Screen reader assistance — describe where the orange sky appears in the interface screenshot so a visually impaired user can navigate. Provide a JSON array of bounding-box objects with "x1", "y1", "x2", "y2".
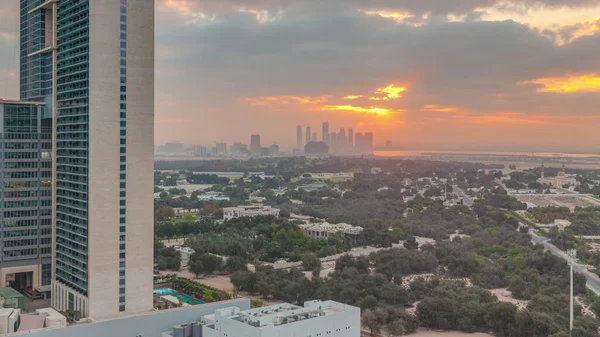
[{"x1": 0, "y1": 1, "x2": 599, "y2": 152}]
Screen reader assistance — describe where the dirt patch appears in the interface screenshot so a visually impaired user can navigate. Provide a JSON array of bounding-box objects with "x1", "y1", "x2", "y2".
[{"x1": 490, "y1": 288, "x2": 528, "y2": 310}]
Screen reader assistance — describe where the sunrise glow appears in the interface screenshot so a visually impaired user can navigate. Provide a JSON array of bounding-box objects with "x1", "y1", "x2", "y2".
[
  {"x1": 362, "y1": 10, "x2": 412, "y2": 22},
  {"x1": 421, "y1": 105, "x2": 460, "y2": 113},
  {"x1": 369, "y1": 84, "x2": 406, "y2": 101},
  {"x1": 163, "y1": 0, "x2": 192, "y2": 15},
  {"x1": 321, "y1": 105, "x2": 397, "y2": 116},
  {"x1": 246, "y1": 96, "x2": 329, "y2": 105},
  {"x1": 523, "y1": 74, "x2": 600, "y2": 93},
  {"x1": 344, "y1": 95, "x2": 363, "y2": 100}
]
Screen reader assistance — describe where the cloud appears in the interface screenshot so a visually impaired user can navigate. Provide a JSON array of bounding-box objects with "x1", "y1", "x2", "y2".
[
  {"x1": 321, "y1": 105, "x2": 403, "y2": 116},
  {"x1": 245, "y1": 95, "x2": 329, "y2": 105},
  {"x1": 521, "y1": 74, "x2": 600, "y2": 93}
]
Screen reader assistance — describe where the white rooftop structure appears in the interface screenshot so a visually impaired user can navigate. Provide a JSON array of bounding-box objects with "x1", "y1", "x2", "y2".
[
  {"x1": 303, "y1": 173, "x2": 354, "y2": 180},
  {"x1": 223, "y1": 205, "x2": 280, "y2": 220},
  {"x1": 187, "y1": 300, "x2": 359, "y2": 337},
  {"x1": 300, "y1": 222, "x2": 363, "y2": 240},
  {"x1": 197, "y1": 191, "x2": 230, "y2": 201}
]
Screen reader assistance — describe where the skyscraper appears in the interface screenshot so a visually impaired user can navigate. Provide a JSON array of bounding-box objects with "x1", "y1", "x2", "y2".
[
  {"x1": 51, "y1": 0, "x2": 155, "y2": 319},
  {"x1": 355, "y1": 133, "x2": 363, "y2": 152},
  {"x1": 250, "y1": 134, "x2": 261, "y2": 156},
  {"x1": 322, "y1": 122, "x2": 329, "y2": 143},
  {"x1": 0, "y1": 0, "x2": 57, "y2": 292},
  {"x1": 20, "y1": 1, "x2": 54, "y2": 103},
  {"x1": 339, "y1": 128, "x2": 346, "y2": 148},
  {"x1": 305, "y1": 126, "x2": 311, "y2": 146},
  {"x1": 348, "y1": 128, "x2": 354, "y2": 149},
  {"x1": 312, "y1": 132, "x2": 317, "y2": 142},
  {"x1": 365, "y1": 132, "x2": 374, "y2": 151},
  {"x1": 296, "y1": 125, "x2": 302, "y2": 150},
  {"x1": 0, "y1": 101, "x2": 52, "y2": 290}
]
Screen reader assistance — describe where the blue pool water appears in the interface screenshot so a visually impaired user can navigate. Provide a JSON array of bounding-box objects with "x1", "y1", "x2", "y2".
[
  {"x1": 153, "y1": 287, "x2": 176, "y2": 295},
  {"x1": 154, "y1": 288, "x2": 204, "y2": 305}
]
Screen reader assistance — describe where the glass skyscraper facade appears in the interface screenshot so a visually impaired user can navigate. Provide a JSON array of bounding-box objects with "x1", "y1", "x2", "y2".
[
  {"x1": 0, "y1": 0, "x2": 56, "y2": 290},
  {"x1": 20, "y1": 0, "x2": 54, "y2": 102},
  {"x1": 0, "y1": 101, "x2": 52, "y2": 289},
  {"x1": 54, "y1": 0, "x2": 90, "y2": 297}
]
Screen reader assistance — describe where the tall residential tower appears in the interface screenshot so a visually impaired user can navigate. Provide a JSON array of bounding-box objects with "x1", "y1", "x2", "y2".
[
  {"x1": 50, "y1": 0, "x2": 155, "y2": 319},
  {"x1": 296, "y1": 125, "x2": 302, "y2": 150}
]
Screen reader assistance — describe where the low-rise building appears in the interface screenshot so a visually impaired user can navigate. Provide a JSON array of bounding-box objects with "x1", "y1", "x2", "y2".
[
  {"x1": 296, "y1": 181, "x2": 328, "y2": 192},
  {"x1": 223, "y1": 205, "x2": 280, "y2": 220},
  {"x1": 173, "y1": 208, "x2": 201, "y2": 216},
  {"x1": 163, "y1": 300, "x2": 360, "y2": 337},
  {"x1": 197, "y1": 191, "x2": 230, "y2": 201},
  {"x1": 300, "y1": 222, "x2": 363, "y2": 244}
]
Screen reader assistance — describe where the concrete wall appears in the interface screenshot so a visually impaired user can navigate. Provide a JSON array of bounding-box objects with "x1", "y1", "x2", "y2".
[
  {"x1": 124, "y1": 0, "x2": 155, "y2": 316},
  {"x1": 13, "y1": 299, "x2": 250, "y2": 337},
  {"x1": 87, "y1": 0, "x2": 122, "y2": 319}
]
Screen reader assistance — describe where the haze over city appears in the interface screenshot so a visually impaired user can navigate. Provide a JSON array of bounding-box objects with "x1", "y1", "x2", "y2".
[{"x1": 1, "y1": 0, "x2": 599, "y2": 152}]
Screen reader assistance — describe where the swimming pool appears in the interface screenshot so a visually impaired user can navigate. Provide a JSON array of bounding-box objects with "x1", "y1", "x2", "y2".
[
  {"x1": 153, "y1": 287, "x2": 177, "y2": 295},
  {"x1": 172, "y1": 293, "x2": 204, "y2": 305},
  {"x1": 154, "y1": 288, "x2": 204, "y2": 305}
]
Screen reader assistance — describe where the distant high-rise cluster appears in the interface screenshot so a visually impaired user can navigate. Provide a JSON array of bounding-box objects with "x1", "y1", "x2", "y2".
[{"x1": 297, "y1": 122, "x2": 374, "y2": 154}]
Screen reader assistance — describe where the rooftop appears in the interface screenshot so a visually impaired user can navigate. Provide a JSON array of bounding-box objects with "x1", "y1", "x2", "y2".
[{"x1": 202, "y1": 301, "x2": 352, "y2": 329}]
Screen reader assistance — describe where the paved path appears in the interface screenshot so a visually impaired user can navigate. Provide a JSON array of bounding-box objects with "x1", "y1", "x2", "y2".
[
  {"x1": 529, "y1": 230, "x2": 600, "y2": 295},
  {"x1": 453, "y1": 185, "x2": 474, "y2": 206}
]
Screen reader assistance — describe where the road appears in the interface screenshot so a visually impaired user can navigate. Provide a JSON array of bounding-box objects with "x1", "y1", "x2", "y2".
[
  {"x1": 453, "y1": 185, "x2": 474, "y2": 206},
  {"x1": 529, "y1": 230, "x2": 600, "y2": 295}
]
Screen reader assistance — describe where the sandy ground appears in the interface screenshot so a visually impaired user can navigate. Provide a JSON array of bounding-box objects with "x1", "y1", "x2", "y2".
[
  {"x1": 490, "y1": 288, "x2": 528, "y2": 310},
  {"x1": 407, "y1": 329, "x2": 493, "y2": 337}
]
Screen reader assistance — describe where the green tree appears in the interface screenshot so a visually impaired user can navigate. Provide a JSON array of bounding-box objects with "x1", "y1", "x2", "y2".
[
  {"x1": 189, "y1": 260, "x2": 204, "y2": 278},
  {"x1": 302, "y1": 254, "x2": 322, "y2": 271},
  {"x1": 403, "y1": 236, "x2": 418, "y2": 250}
]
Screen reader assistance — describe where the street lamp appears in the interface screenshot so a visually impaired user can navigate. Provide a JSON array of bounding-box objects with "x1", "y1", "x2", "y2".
[{"x1": 567, "y1": 249, "x2": 577, "y2": 337}]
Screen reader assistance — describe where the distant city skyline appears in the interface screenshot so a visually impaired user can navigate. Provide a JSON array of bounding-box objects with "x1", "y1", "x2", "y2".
[{"x1": 1, "y1": 2, "x2": 599, "y2": 153}]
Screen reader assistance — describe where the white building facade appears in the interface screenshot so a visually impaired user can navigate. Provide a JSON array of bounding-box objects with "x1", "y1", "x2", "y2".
[
  {"x1": 178, "y1": 301, "x2": 360, "y2": 337},
  {"x1": 223, "y1": 205, "x2": 280, "y2": 220},
  {"x1": 51, "y1": 0, "x2": 155, "y2": 320}
]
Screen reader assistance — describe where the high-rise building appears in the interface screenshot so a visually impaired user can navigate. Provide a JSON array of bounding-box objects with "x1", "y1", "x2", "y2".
[
  {"x1": 0, "y1": 101, "x2": 53, "y2": 290},
  {"x1": 365, "y1": 132, "x2": 374, "y2": 151},
  {"x1": 51, "y1": 0, "x2": 155, "y2": 319},
  {"x1": 305, "y1": 126, "x2": 311, "y2": 146},
  {"x1": 339, "y1": 128, "x2": 346, "y2": 147},
  {"x1": 311, "y1": 132, "x2": 317, "y2": 142},
  {"x1": 250, "y1": 135, "x2": 261, "y2": 156},
  {"x1": 355, "y1": 133, "x2": 364, "y2": 152},
  {"x1": 348, "y1": 128, "x2": 354, "y2": 149},
  {"x1": 216, "y1": 142, "x2": 227, "y2": 155},
  {"x1": 0, "y1": 0, "x2": 57, "y2": 292},
  {"x1": 231, "y1": 142, "x2": 248, "y2": 155},
  {"x1": 165, "y1": 142, "x2": 185, "y2": 153},
  {"x1": 329, "y1": 132, "x2": 338, "y2": 152},
  {"x1": 20, "y1": 1, "x2": 54, "y2": 103},
  {"x1": 322, "y1": 122, "x2": 329, "y2": 143},
  {"x1": 268, "y1": 144, "x2": 280, "y2": 156},
  {"x1": 296, "y1": 125, "x2": 302, "y2": 150}
]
